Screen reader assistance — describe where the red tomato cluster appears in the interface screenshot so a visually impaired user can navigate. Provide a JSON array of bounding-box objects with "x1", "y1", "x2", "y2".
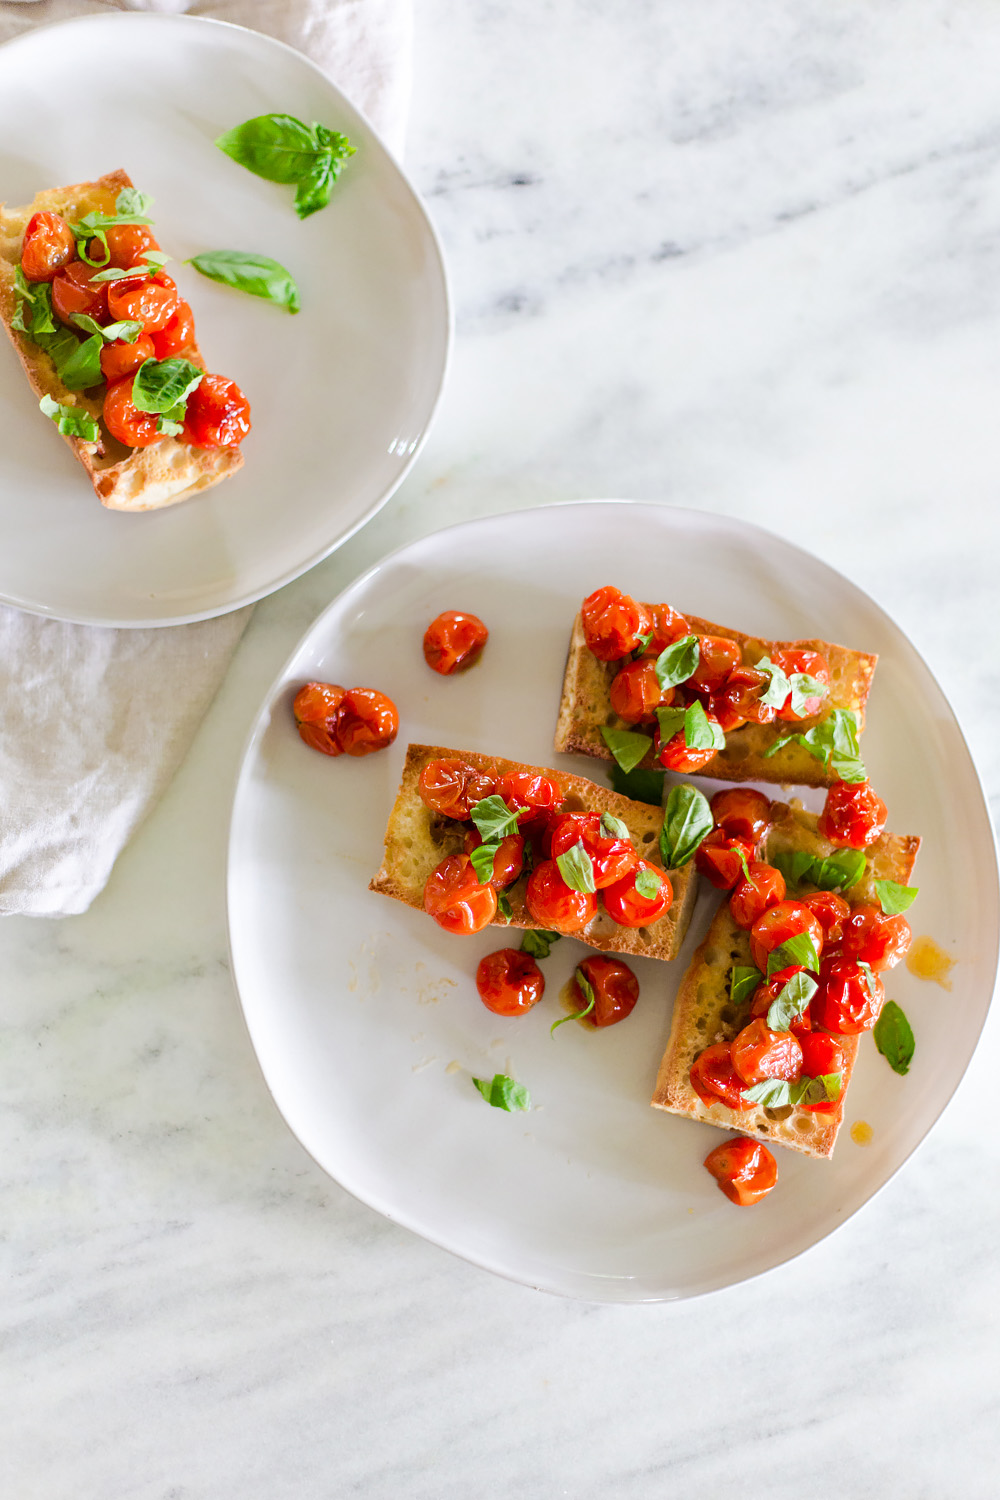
[
  {"x1": 580, "y1": 585, "x2": 831, "y2": 772},
  {"x1": 20, "y1": 206, "x2": 250, "y2": 450},
  {"x1": 292, "y1": 681, "x2": 399, "y2": 757}
]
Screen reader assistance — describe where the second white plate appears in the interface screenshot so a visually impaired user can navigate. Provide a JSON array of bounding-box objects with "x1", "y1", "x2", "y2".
[{"x1": 227, "y1": 501, "x2": 999, "y2": 1300}]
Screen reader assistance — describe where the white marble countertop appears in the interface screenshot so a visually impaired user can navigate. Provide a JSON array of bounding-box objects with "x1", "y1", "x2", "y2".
[{"x1": 6, "y1": 2, "x2": 1000, "y2": 1494}]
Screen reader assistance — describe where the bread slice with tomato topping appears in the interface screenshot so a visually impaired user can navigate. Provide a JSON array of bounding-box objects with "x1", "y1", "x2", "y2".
[
  {"x1": 370, "y1": 743, "x2": 699, "y2": 962},
  {"x1": 651, "y1": 799, "x2": 920, "y2": 1159},
  {"x1": 554, "y1": 609, "x2": 877, "y2": 788},
  {"x1": 0, "y1": 170, "x2": 243, "y2": 511}
]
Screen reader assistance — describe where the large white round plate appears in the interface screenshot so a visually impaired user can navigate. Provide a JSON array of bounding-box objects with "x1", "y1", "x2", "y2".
[
  {"x1": 0, "y1": 13, "x2": 449, "y2": 626},
  {"x1": 227, "y1": 502, "x2": 999, "y2": 1301}
]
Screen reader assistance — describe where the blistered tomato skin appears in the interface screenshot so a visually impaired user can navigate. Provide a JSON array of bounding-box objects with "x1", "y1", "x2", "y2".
[
  {"x1": 731, "y1": 1018, "x2": 803, "y2": 1086},
  {"x1": 840, "y1": 904, "x2": 912, "y2": 970},
  {"x1": 704, "y1": 1136, "x2": 778, "y2": 1206},
  {"x1": 801, "y1": 891, "x2": 851, "y2": 945},
  {"x1": 640, "y1": 603, "x2": 691, "y2": 656},
  {"x1": 182, "y1": 374, "x2": 252, "y2": 448},
  {"x1": 496, "y1": 771, "x2": 564, "y2": 826},
  {"x1": 771, "y1": 648, "x2": 831, "y2": 720},
  {"x1": 424, "y1": 854, "x2": 497, "y2": 935},
  {"x1": 712, "y1": 666, "x2": 776, "y2": 728},
  {"x1": 423, "y1": 610, "x2": 489, "y2": 675},
  {"x1": 798, "y1": 1031, "x2": 846, "y2": 1113},
  {"x1": 689, "y1": 635, "x2": 742, "y2": 693},
  {"x1": 749, "y1": 900, "x2": 824, "y2": 974},
  {"x1": 151, "y1": 300, "x2": 196, "y2": 359},
  {"x1": 609, "y1": 659, "x2": 671, "y2": 723},
  {"x1": 549, "y1": 811, "x2": 638, "y2": 889},
  {"x1": 99, "y1": 333, "x2": 155, "y2": 384},
  {"x1": 690, "y1": 1044, "x2": 754, "y2": 1111},
  {"x1": 581, "y1": 586, "x2": 649, "y2": 662},
  {"x1": 464, "y1": 829, "x2": 524, "y2": 888},
  {"x1": 21, "y1": 211, "x2": 75, "y2": 283},
  {"x1": 418, "y1": 758, "x2": 495, "y2": 819},
  {"x1": 749, "y1": 965, "x2": 813, "y2": 1036},
  {"x1": 52, "y1": 259, "x2": 110, "y2": 324},
  {"x1": 107, "y1": 270, "x2": 180, "y2": 333},
  {"x1": 574, "y1": 955, "x2": 640, "y2": 1027},
  {"x1": 695, "y1": 829, "x2": 754, "y2": 891},
  {"x1": 729, "y1": 862, "x2": 786, "y2": 930},
  {"x1": 102, "y1": 376, "x2": 161, "y2": 447},
  {"x1": 818, "y1": 779, "x2": 888, "y2": 850},
  {"x1": 102, "y1": 223, "x2": 160, "y2": 271},
  {"x1": 475, "y1": 949, "x2": 544, "y2": 1015},
  {"x1": 710, "y1": 788, "x2": 772, "y2": 845},
  {"x1": 525, "y1": 860, "x2": 596, "y2": 933},
  {"x1": 812, "y1": 958, "x2": 885, "y2": 1034},
  {"x1": 336, "y1": 688, "x2": 398, "y2": 756},
  {"x1": 654, "y1": 721, "x2": 723, "y2": 774},
  {"x1": 602, "y1": 860, "x2": 672, "y2": 927},
  {"x1": 292, "y1": 681, "x2": 346, "y2": 756}
]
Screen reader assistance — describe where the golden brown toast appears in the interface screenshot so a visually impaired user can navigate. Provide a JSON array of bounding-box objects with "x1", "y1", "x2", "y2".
[
  {"x1": 554, "y1": 609, "x2": 877, "y2": 788},
  {"x1": 651, "y1": 799, "x2": 921, "y2": 1158},
  {"x1": 0, "y1": 170, "x2": 243, "y2": 511},
  {"x1": 370, "y1": 743, "x2": 699, "y2": 961}
]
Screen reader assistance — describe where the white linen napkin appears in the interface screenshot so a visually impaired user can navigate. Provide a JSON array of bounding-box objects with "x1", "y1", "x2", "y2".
[{"x1": 0, "y1": 0, "x2": 412, "y2": 917}]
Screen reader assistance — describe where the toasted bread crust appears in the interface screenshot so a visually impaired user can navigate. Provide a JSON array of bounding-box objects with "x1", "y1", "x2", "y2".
[
  {"x1": 554, "y1": 610, "x2": 878, "y2": 787},
  {"x1": 0, "y1": 171, "x2": 243, "y2": 511},
  {"x1": 370, "y1": 743, "x2": 699, "y2": 961},
  {"x1": 650, "y1": 800, "x2": 920, "y2": 1158}
]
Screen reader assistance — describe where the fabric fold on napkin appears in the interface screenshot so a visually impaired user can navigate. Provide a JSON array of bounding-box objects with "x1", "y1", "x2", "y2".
[{"x1": 0, "y1": 0, "x2": 412, "y2": 917}]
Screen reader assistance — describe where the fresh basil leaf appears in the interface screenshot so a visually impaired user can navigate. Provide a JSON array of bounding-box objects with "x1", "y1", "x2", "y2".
[
  {"x1": 874, "y1": 879, "x2": 919, "y2": 915},
  {"x1": 217, "y1": 113, "x2": 322, "y2": 182},
  {"x1": 767, "y1": 931, "x2": 820, "y2": 977},
  {"x1": 188, "y1": 249, "x2": 300, "y2": 313},
  {"x1": 600, "y1": 724, "x2": 652, "y2": 774},
  {"x1": 556, "y1": 841, "x2": 596, "y2": 894},
  {"x1": 89, "y1": 253, "x2": 170, "y2": 283},
  {"x1": 472, "y1": 1073, "x2": 531, "y2": 1111},
  {"x1": 76, "y1": 231, "x2": 111, "y2": 268},
  {"x1": 730, "y1": 965, "x2": 762, "y2": 1008},
  {"x1": 789, "y1": 672, "x2": 829, "y2": 717},
  {"x1": 766, "y1": 970, "x2": 817, "y2": 1031},
  {"x1": 764, "y1": 709, "x2": 866, "y2": 783},
  {"x1": 599, "y1": 812, "x2": 631, "y2": 843},
  {"x1": 295, "y1": 126, "x2": 355, "y2": 218},
  {"x1": 12, "y1": 271, "x2": 57, "y2": 339},
  {"x1": 771, "y1": 849, "x2": 815, "y2": 889},
  {"x1": 654, "y1": 633, "x2": 699, "y2": 691},
  {"x1": 858, "y1": 960, "x2": 878, "y2": 1002},
  {"x1": 469, "y1": 840, "x2": 499, "y2": 884},
  {"x1": 683, "y1": 700, "x2": 724, "y2": 751},
  {"x1": 470, "y1": 794, "x2": 521, "y2": 843},
  {"x1": 551, "y1": 968, "x2": 596, "y2": 1033},
  {"x1": 39, "y1": 395, "x2": 98, "y2": 442},
  {"x1": 654, "y1": 705, "x2": 687, "y2": 743},
  {"x1": 115, "y1": 187, "x2": 154, "y2": 218},
  {"x1": 55, "y1": 333, "x2": 104, "y2": 391},
  {"x1": 632, "y1": 631, "x2": 653, "y2": 658},
  {"x1": 755, "y1": 656, "x2": 791, "y2": 710},
  {"x1": 659, "y1": 783, "x2": 713, "y2": 869},
  {"x1": 634, "y1": 866, "x2": 663, "y2": 901},
  {"x1": 521, "y1": 928, "x2": 560, "y2": 959},
  {"x1": 71, "y1": 314, "x2": 143, "y2": 345},
  {"x1": 496, "y1": 892, "x2": 513, "y2": 924},
  {"x1": 741, "y1": 1077, "x2": 805, "y2": 1109},
  {"x1": 607, "y1": 763, "x2": 665, "y2": 806},
  {"x1": 132, "y1": 357, "x2": 203, "y2": 415},
  {"x1": 873, "y1": 1000, "x2": 915, "y2": 1076},
  {"x1": 772, "y1": 847, "x2": 866, "y2": 893},
  {"x1": 157, "y1": 414, "x2": 184, "y2": 437},
  {"x1": 801, "y1": 1072, "x2": 842, "y2": 1105}
]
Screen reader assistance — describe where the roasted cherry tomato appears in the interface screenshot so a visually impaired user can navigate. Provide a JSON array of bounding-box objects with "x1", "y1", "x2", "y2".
[
  {"x1": 336, "y1": 687, "x2": 398, "y2": 756},
  {"x1": 418, "y1": 758, "x2": 496, "y2": 820},
  {"x1": 422, "y1": 610, "x2": 489, "y2": 675},
  {"x1": 524, "y1": 859, "x2": 596, "y2": 933},
  {"x1": 749, "y1": 965, "x2": 813, "y2": 1036},
  {"x1": 711, "y1": 665, "x2": 777, "y2": 728},
  {"x1": 495, "y1": 771, "x2": 564, "y2": 827},
  {"x1": 107, "y1": 270, "x2": 180, "y2": 333},
  {"x1": 704, "y1": 1136, "x2": 778, "y2": 1206},
  {"x1": 639, "y1": 602, "x2": 691, "y2": 657},
  {"x1": 549, "y1": 811, "x2": 638, "y2": 889},
  {"x1": 580, "y1": 586, "x2": 649, "y2": 662},
  {"x1": 150, "y1": 299, "x2": 196, "y2": 359},
  {"x1": 572, "y1": 955, "x2": 640, "y2": 1027},
  {"x1": 423, "y1": 853, "x2": 497, "y2": 935},
  {"x1": 770, "y1": 648, "x2": 831, "y2": 721},
  {"x1": 21, "y1": 211, "x2": 75, "y2": 283},
  {"x1": 99, "y1": 333, "x2": 155, "y2": 384},
  {"x1": 817, "y1": 779, "x2": 887, "y2": 850},
  {"x1": 797, "y1": 1031, "x2": 846, "y2": 1113},
  {"x1": 689, "y1": 634, "x2": 742, "y2": 693},
  {"x1": 839, "y1": 904, "x2": 912, "y2": 970},
  {"x1": 609, "y1": 659, "x2": 672, "y2": 724},
  {"x1": 749, "y1": 900, "x2": 824, "y2": 974},
  {"x1": 730, "y1": 1018, "x2": 803, "y2": 1086},
  {"x1": 182, "y1": 373, "x2": 252, "y2": 448},
  {"x1": 602, "y1": 859, "x2": 672, "y2": 927},
  {"x1": 729, "y1": 861, "x2": 786, "y2": 930},
  {"x1": 690, "y1": 1044, "x2": 753, "y2": 1111},
  {"x1": 102, "y1": 375, "x2": 160, "y2": 447},
  {"x1": 654, "y1": 715, "x2": 724, "y2": 774},
  {"x1": 695, "y1": 828, "x2": 754, "y2": 890},
  {"x1": 51, "y1": 259, "x2": 110, "y2": 324},
  {"x1": 292, "y1": 680, "x2": 345, "y2": 756},
  {"x1": 464, "y1": 828, "x2": 524, "y2": 888},
  {"x1": 475, "y1": 948, "x2": 544, "y2": 1016},
  {"x1": 102, "y1": 223, "x2": 161, "y2": 271},
  {"x1": 811, "y1": 957, "x2": 884, "y2": 1034},
  {"x1": 710, "y1": 787, "x2": 771, "y2": 845},
  {"x1": 800, "y1": 890, "x2": 851, "y2": 945}
]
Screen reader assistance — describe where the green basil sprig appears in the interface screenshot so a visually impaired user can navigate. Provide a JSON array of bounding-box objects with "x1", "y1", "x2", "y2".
[
  {"x1": 70, "y1": 188, "x2": 154, "y2": 240},
  {"x1": 188, "y1": 249, "x2": 300, "y2": 313},
  {"x1": 730, "y1": 965, "x2": 762, "y2": 1008},
  {"x1": 472, "y1": 1073, "x2": 530, "y2": 1111},
  {"x1": 608, "y1": 763, "x2": 665, "y2": 806},
  {"x1": 551, "y1": 968, "x2": 596, "y2": 1034},
  {"x1": 39, "y1": 395, "x2": 98, "y2": 442},
  {"x1": 743, "y1": 1072, "x2": 842, "y2": 1109},
  {"x1": 132, "y1": 358, "x2": 203, "y2": 416},
  {"x1": 556, "y1": 841, "x2": 596, "y2": 894},
  {"x1": 655, "y1": 701, "x2": 724, "y2": 753},
  {"x1": 90, "y1": 250, "x2": 170, "y2": 284},
  {"x1": 764, "y1": 708, "x2": 866, "y2": 783},
  {"x1": 771, "y1": 847, "x2": 867, "y2": 894},
  {"x1": 653, "y1": 634, "x2": 699, "y2": 691},
  {"x1": 658, "y1": 783, "x2": 713, "y2": 869},
  {"x1": 71, "y1": 314, "x2": 144, "y2": 345},
  {"x1": 766, "y1": 970, "x2": 818, "y2": 1031},
  {"x1": 470, "y1": 795, "x2": 521, "y2": 844},
  {"x1": 12, "y1": 269, "x2": 57, "y2": 339},
  {"x1": 496, "y1": 892, "x2": 513, "y2": 924},
  {"x1": 521, "y1": 929, "x2": 560, "y2": 960},
  {"x1": 766, "y1": 931, "x2": 820, "y2": 977},
  {"x1": 600, "y1": 725, "x2": 652, "y2": 774},
  {"x1": 469, "y1": 841, "x2": 500, "y2": 884},
  {"x1": 56, "y1": 335, "x2": 104, "y2": 391},
  {"x1": 874, "y1": 879, "x2": 919, "y2": 915},
  {"x1": 873, "y1": 1000, "x2": 915, "y2": 1075},
  {"x1": 634, "y1": 866, "x2": 665, "y2": 901},
  {"x1": 755, "y1": 655, "x2": 829, "y2": 716},
  {"x1": 599, "y1": 812, "x2": 631, "y2": 843},
  {"x1": 215, "y1": 113, "x2": 356, "y2": 219}
]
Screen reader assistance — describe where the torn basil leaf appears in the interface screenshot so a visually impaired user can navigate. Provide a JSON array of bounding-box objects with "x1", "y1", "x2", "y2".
[
  {"x1": 71, "y1": 314, "x2": 143, "y2": 345},
  {"x1": 874, "y1": 879, "x2": 919, "y2": 915},
  {"x1": 766, "y1": 931, "x2": 820, "y2": 977},
  {"x1": 659, "y1": 783, "x2": 712, "y2": 869},
  {"x1": 634, "y1": 866, "x2": 663, "y2": 901},
  {"x1": 599, "y1": 812, "x2": 631, "y2": 843},
  {"x1": 873, "y1": 1000, "x2": 914, "y2": 1075},
  {"x1": 469, "y1": 840, "x2": 499, "y2": 884},
  {"x1": 763, "y1": 708, "x2": 866, "y2": 783},
  {"x1": 12, "y1": 271, "x2": 57, "y2": 339},
  {"x1": 653, "y1": 634, "x2": 699, "y2": 691},
  {"x1": 496, "y1": 892, "x2": 513, "y2": 924},
  {"x1": 472, "y1": 1073, "x2": 530, "y2": 1111},
  {"x1": 551, "y1": 968, "x2": 596, "y2": 1033},
  {"x1": 608, "y1": 763, "x2": 665, "y2": 806},
  {"x1": 771, "y1": 846, "x2": 866, "y2": 894},
  {"x1": 470, "y1": 794, "x2": 521, "y2": 844},
  {"x1": 730, "y1": 965, "x2": 762, "y2": 1008},
  {"x1": 132, "y1": 357, "x2": 203, "y2": 415},
  {"x1": 654, "y1": 705, "x2": 686, "y2": 743},
  {"x1": 55, "y1": 334, "x2": 104, "y2": 391},
  {"x1": 600, "y1": 724, "x2": 652, "y2": 774},
  {"x1": 683, "y1": 700, "x2": 724, "y2": 751},
  {"x1": 39, "y1": 395, "x2": 98, "y2": 442},
  {"x1": 556, "y1": 841, "x2": 596, "y2": 894},
  {"x1": 521, "y1": 928, "x2": 560, "y2": 959},
  {"x1": 215, "y1": 113, "x2": 355, "y2": 219},
  {"x1": 766, "y1": 970, "x2": 817, "y2": 1031},
  {"x1": 188, "y1": 249, "x2": 300, "y2": 313}
]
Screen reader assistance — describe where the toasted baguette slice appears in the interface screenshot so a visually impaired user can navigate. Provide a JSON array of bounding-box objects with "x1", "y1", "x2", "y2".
[
  {"x1": 554, "y1": 610, "x2": 877, "y2": 788},
  {"x1": 651, "y1": 800, "x2": 920, "y2": 1158},
  {"x1": 0, "y1": 170, "x2": 243, "y2": 511},
  {"x1": 370, "y1": 744, "x2": 699, "y2": 961}
]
